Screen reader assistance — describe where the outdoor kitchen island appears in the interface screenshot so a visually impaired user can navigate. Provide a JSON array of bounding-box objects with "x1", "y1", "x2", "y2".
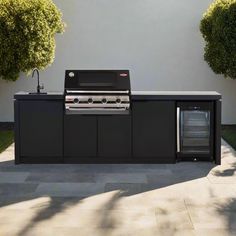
[{"x1": 14, "y1": 91, "x2": 222, "y2": 165}]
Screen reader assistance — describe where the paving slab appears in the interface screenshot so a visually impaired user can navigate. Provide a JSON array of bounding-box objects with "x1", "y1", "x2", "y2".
[
  {"x1": 110, "y1": 164, "x2": 169, "y2": 173},
  {"x1": 25, "y1": 172, "x2": 95, "y2": 183},
  {"x1": 188, "y1": 208, "x2": 236, "y2": 229},
  {"x1": 0, "y1": 226, "x2": 197, "y2": 236},
  {"x1": 146, "y1": 173, "x2": 186, "y2": 188},
  {"x1": 184, "y1": 197, "x2": 236, "y2": 210},
  {"x1": 96, "y1": 173, "x2": 147, "y2": 183},
  {"x1": 104, "y1": 183, "x2": 143, "y2": 196},
  {"x1": 35, "y1": 183, "x2": 105, "y2": 197},
  {"x1": 194, "y1": 229, "x2": 236, "y2": 236},
  {"x1": 0, "y1": 208, "x2": 157, "y2": 228},
  {"x1": 221, "y1": 140, "x2": 236, "y2": 165},
  {"x1": 0, "y1": 172, "x2": 29, "y2": 183},
  {"x1": 185, "y1": 197, "x2": 236, "y2": 229},
  {"x1": 0, "y1": 183, "x2": 38, "y2": 196},
  {"x1": 0, "y1": 140, "x2": 235, "y2": 235},
  {"x1": 154, "y1": 199, "x2": 193, "y2": 230},
  {"x1": 207, "y1": 164, "x2": 236, "y2": 184},
  {"x1": 206, "y1": 184, "x2": 236, "y2": 198},
  {"x1": 0, "y1": 164, "x2": 85, "y2": 173},
  {"x1": 208, "y1": 175, "x2": 236, "y2": 184},
  {"x1": 73, "y1": 164, "x2": 119, "y2": 173},
  {"x1": 0, "y1": 196, "x2": 84, "y2": 212}
]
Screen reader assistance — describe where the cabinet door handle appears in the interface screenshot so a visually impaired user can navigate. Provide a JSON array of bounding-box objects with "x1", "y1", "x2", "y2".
[{"x1": 177, "y1": 107, "x2": 180, "y2": 153}]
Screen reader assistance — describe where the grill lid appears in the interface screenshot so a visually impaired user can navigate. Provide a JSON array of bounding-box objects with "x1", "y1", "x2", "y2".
[{"x1": 65, "y1": 70, "x2": 131, "y2": 91}]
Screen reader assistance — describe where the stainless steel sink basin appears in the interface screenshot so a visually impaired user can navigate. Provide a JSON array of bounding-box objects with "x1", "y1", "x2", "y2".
[{"x1": 29, "y1": 92, "x2": 47, "y2": 95}]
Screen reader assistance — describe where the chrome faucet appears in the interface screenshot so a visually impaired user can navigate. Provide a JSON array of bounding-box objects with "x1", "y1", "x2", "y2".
[{"x1": 32, "y1": 68, "x2": 44, "y2": 94}]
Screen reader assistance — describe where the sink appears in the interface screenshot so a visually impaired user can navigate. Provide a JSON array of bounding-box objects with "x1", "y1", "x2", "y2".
[{"x1": 29, "y1": 92, "x2": 47, "y2": 95}]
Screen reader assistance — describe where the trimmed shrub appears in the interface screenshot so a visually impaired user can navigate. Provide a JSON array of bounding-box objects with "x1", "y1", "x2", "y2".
[
  {"x1": 200, "y1": 0, "x2": 236, "y2": 79},
  {"x1": 0, "y1": 0, "x2": 65, "y2": 81}
]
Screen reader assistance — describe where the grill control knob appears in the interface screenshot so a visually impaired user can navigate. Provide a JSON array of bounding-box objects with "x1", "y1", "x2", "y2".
[
  {"x1": 73, "y1": 98, "x2": 79, "y2": 103},
  {"x1": 102, "y1": 98, "x2": 107, "y2": 104},
  {"x1": 116, "y1": 98, "x2": 121, "y2": 104},
  {"x1": 88, "y1": 98, "x2": 93, "y2": 104}
]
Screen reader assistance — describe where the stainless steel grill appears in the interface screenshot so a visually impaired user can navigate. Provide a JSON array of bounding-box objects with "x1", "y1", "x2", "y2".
[{"x1": 64, "y1": 70, "x2": 131, "y2": 115}]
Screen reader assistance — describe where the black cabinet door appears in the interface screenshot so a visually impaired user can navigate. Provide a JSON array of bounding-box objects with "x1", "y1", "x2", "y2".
[
  {"x1": 98, "y1": 116, "x2": 131, "y2": 158},
  {"x1": 132, "y1": 101, "x2": 175, "y2": 161},
  {"x1": 19, "y1": 100, "x2": 63, "y2": 157},
  {"x1": 64, "y1": 115, "x2": 97, "y2": 157}
]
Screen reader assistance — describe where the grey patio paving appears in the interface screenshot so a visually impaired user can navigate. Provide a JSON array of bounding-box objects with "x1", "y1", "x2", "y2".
[{"x1": 0, "y1": 140, "x2": 236, "y2": 236}]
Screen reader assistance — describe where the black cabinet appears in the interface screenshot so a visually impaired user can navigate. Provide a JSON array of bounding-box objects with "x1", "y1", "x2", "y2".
[
  {"x1": 14, "y1": 93, "x2": 221, "y2": 164},
  {"x1": 64, "y1": 115, "x2": 97, "y2": 157},
  {"x1": 98, "y1": 116, "x2": 131, "y2": 158},
  {"x1": 132, "y1": 101, "x2": 175, "y2": 162},
  {"x1": 19, "y1": 100, "x2": 63, "y2": 158},
  {"x1": 64, "y1": 115, "x2": 131, "y2": 159}
]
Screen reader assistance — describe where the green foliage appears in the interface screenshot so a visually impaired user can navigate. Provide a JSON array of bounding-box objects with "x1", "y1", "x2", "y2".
[
  {"x1": 200, "y1": 0, "x2": 236, "y2": 79},
  {"x1": 0, "y1": 0, "x2": 65, "y2": 81},
  {"x1": 0, "y1": 131, "x2": 14, "y2": 153},
  {"x1": 222, "y1": 125, "x2": 236, "y2": 150}
]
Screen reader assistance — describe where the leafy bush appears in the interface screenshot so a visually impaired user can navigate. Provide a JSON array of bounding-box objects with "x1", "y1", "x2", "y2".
[
  {"x1": 0, "y1": 0, "x2": 65, "y2": 81},
  {"x1": 200, "y1": 0, "x2": 236, "y2": 79},
  {"x1": 0, "y1": 131, "x2": 14, "y2": 153}
]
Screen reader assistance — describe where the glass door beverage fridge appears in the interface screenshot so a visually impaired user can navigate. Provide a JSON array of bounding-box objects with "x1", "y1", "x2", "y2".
[{"x1": 176, "y1": 102, "x2": 214, "y2": 161}]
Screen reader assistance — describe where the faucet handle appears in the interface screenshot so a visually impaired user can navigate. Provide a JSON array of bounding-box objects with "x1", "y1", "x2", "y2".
[{"x1": 40, "y1": 84, "x2": 44, "y2": 90}]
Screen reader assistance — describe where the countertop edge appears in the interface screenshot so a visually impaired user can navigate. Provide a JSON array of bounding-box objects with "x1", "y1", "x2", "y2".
[
  {"x1": 131, "y1": 91, "x2": 222, "y2": 100},
  {"x1": 14, "y1": 92, "x2": 64, "y2": 100},
  {"x1": 14, "y1": 91, "x2": 222, "y2": 101},
  {"x1": 131, "y1": 94, "x2": 222, "y2": 101}
]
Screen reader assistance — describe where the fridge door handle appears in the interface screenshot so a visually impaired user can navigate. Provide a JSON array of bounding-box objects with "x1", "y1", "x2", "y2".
[{"x1": 177, "y1": 107, "x2": 180, "y2": 153}]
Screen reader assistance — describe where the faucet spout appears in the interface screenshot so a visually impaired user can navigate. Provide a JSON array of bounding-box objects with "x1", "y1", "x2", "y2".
[{"x1": 32, "y1": 68, "x2": 43, "y2": 93}]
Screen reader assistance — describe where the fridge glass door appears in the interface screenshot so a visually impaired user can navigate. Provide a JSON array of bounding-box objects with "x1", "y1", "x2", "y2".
[{"x1": 180, "y1": 110, "x2": 210, "y2": 154}]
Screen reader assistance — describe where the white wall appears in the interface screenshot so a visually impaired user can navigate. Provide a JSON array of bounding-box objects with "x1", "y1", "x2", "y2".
[{"x1": 0, "y1": 0, "x2": 236, "y2": 124}]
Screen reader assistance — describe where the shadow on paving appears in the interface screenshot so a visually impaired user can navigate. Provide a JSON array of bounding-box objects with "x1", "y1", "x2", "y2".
[
  {"x1": 0, "y1": 158, "x2": 235, "y2": 235},
  {"x1": 212, "y1": 163, "x2": 236, "y2": 177},
  {"x1": 0, "y1": 195, "x2": 83, "y2": 235},
  {"x1": 217, "y1": 198, "x2": 236, "y2": 230},
  {"x1": 0, "y1": 191, "x2": 127, "y2": 236}
]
